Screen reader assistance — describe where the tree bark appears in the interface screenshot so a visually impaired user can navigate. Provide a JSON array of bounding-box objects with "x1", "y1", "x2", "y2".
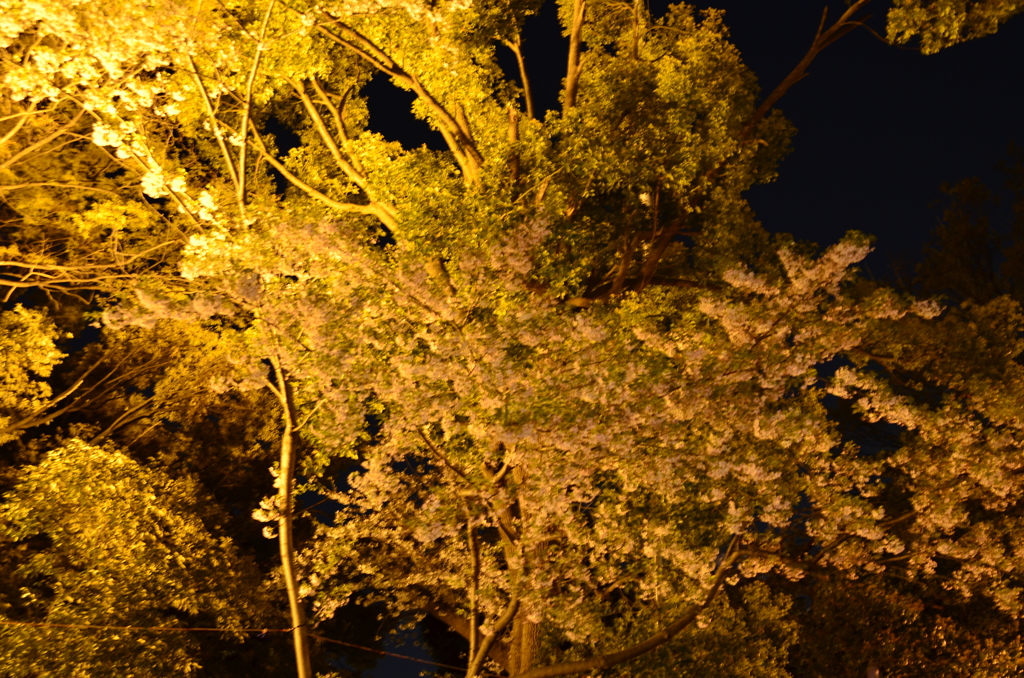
[
  {"x1": 509, "y1": 611, "x2": 540, "y2": 675},
  {"x1": 271, "y1": 359, "x2": 314, "y2": 678}
]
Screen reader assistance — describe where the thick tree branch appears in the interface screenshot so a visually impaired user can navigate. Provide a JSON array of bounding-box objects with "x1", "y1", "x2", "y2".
[
  {"x1": 468, "y1": 597, "x2": 520, "y2": 678},
  {"x1": 563, "y1": 0, "x2": 587, "y2": 110},
  {"x1": 269, "y1": 357, "x2": 314, "y2": 678},
  {"x1": 315, "y1": 19, "x2": 483, "y2": 184}
]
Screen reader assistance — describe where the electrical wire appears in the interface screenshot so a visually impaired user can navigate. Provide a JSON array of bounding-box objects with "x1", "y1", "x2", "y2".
[{"x1": 0, "y1": 619, "x2": 503, "y2": 676}]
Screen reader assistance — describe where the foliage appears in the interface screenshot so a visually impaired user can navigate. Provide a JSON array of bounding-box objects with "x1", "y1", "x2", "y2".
[
  {"x1": 0, "y1": 439, "x2": 278, "y2": 677},
  {"x1": 887, "y1": 0, "x2": 1024, "y2": 53},
  {"x1": 788, "y1": 575, "x2": 1024, "y2": 677},
  {"x1": 0, "y1": 304, "x2": 64, "y2": 444}
]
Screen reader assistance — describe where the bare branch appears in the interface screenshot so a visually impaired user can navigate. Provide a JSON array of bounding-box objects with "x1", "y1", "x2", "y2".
[
  {"x1": 0, "y1": 107, "x2": 86, "y2": 172},
  {"x1": 0, "y1": 182, "x2": 120, "y2": 196},
  {"x1": 187, "y1": 55, "x2": 242, "y2": 194},
  {"x1": 245, "y1": 119, "x2": 395, "y2": 224},
  {"x1": 309, "y1": 79, "x2": 365, "y2": 173},
  {"x1": 238, "y1": 0, "x2": 277, "y2": 207},
  {"x1": 289, "y1": 78, "x2": 367, "y2": 189},
  {"x1": 563, "y1": 0, "x2": 587, "y2": 110},
  {"x1": 503, "y1": 37, "x2": 536, "y2": 120},
  {"x1": 0, "y1": 101, "x2": 39, "y2": 148},
  {"x1": 740, "y1": 0, "x2": 873, "y2": 141}
]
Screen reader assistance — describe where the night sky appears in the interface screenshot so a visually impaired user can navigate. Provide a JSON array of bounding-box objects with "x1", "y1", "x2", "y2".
[
  {"x1": 697, "y1": 1, "x2": 1024, "y2": 278},
  {"x1": 366, "y1": 0, "x2": 1024, "y2": 281}
]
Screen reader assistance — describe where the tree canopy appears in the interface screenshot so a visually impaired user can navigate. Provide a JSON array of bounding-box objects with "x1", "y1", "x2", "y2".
[{"x1": 1, "y1": 0, "x2": 1023, "y2": 676}]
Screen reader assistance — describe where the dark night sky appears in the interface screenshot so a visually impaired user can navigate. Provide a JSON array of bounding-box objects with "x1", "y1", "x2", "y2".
[
  {"x1": 367, "y1": 0, "x2": 1024, "y2": 280},
  {"x1": 696, "y1": 1, "x2": 1024, "y2": 277}
]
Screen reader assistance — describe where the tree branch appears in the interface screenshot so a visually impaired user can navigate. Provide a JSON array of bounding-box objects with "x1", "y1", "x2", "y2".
[
  {"x1": 288, "y1": 77, "x2": 367, "y2": 190},
  {"x1": 310, "y1": 80, "x2": 363, "y2": 172},
  {"x1": 237, "y1": 0, "x2": 277, "y2": 209},
  {"x1": 515, "y1": 548, "x2": 741, "y2": 678},
  {"x1": 739, "y1": 0, "x2": 872, "y2": 141},
  {"x1": 503, "y1": 37, "x2": 535, "y2": 120},
  {"x1": 245, "y1": 119, "x2": 395, "y2": 225},
  {"x1": 468, "y1": 597, "x2": 520, "y2": 678},
  {"x1": 0, "y1": 107, "x2": 86, "y2": 172},
  {"x1": 315, "y1": 19, "x2": 483, "y2": 184},
  {"x1": 428, "y1": 603, "x2": 510, "y2": 670},
  {"x1": 563, "y1": 0, "x2": 587, "y2": 110},
  {"x1": 269, "y1": 356, "x2": 315, "y2": 678},
  {"x1": 0, "y1": 101, "x2": 39, "y2": 149},
  {"x1": 186, "y1": 55, "x2": 241, "y2": 194}
]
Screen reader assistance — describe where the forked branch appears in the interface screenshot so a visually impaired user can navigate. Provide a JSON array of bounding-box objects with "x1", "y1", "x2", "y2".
[
  {"x1": 503, "y1": 37, "x2": 536, "y2": 120},
  {"x1": 244, "y1": 119, "x2": 398, "y2": 228},
  {"x1": 315, "y1": 18, "x2": 484, "y2": 184},
  {"x1": 740, "y1": 0, "x2": 873, "y2": 140}
]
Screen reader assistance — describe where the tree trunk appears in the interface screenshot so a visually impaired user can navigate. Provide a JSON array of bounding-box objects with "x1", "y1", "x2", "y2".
[
  {"x1": 272, "y1": 360, "x2": 314, "y2": 678},
  {"x1": 509, "y1": 610, "x2": 540, "y2": 676}
]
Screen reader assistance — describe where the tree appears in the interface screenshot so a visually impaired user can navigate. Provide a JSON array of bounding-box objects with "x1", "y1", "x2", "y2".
[
  {"x1": 0, "y1": 439, "x2": 278, "y2": 677},
  {"x1": 1, "y1": 0, "x2": 1023, "y2": 676},
  {"x1": 916, "y1": 145, "x2": 1024, "y2": 304}
]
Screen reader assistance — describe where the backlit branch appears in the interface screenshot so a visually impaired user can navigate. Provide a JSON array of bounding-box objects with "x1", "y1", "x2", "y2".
[{"x1": 503, "y1": 36, "x2": 535, "y2": 120}]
